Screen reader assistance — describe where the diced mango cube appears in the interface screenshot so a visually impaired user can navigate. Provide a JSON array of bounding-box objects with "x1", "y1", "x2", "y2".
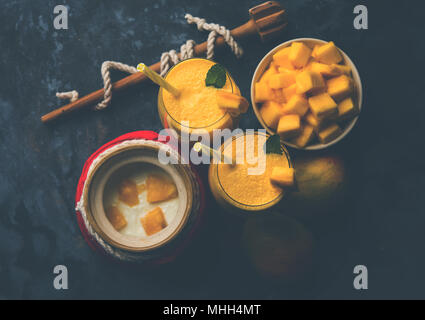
[
  {"x1": 305, "y1": 111, "x2": 327, "y2": 129},
  {"x1": 217, "y1": 91, "x2": 249, "y2": 115},
  {"x1": 314, "y1": 41, "x2": 343, "y2": 65},
  {"x1": 269, "y1": 70, "x2": 296, "y2": 89},
  {"x1": 118, "y1": 179, "x2": 139, "y2": 207},
  {"x1": 270, "y1": 167, "x2": 295, "y2": 187},
  {"x1": 337, "y1": 97, "x2": 358, "y2": 121},
  {"x1": 289, "y1": 42, "x2": 312, "y2": 68},
  {"x1": 317, "y1": 123, "x2": 342, "y2": 144},
  {"x1": 277, "y1": 114, "x2": 301, "y2": 139},
  {"x1": 273, "y1": 47, "x2": 294, "y2": 70},
  {"x1": 309, "y1": 61, "x2": 340, "y2": 77},
  {"x1": 296, "y1": 70, "x2": 325, "y2": 94},
  {"x1": 327, "y1": 75, "x2": 353, "y2": 100},
  {"x1": 283, "y1": 94, "x2": 309, "y2": 117},
  {"x1": 146, "y1": 174, "x2": 178, "y2": 203},
  {"x1": 308, "y1": 93, "x2": 338, "y2": 120},
  {"x1": 332, "y1": 64, "x2": 351, "y2": 75},
  {"x1": 311, "y1": 44, "x2": 321, "y2": 58},
  {"x1": 272, "y1": 89, "x2": 286, "y2": 103},
  {"x1": 259, "y1": 63, "x2": 278, "y2": 84},
  {"x1": 292, "y1": 124, "x2": 315, "y2": 148},
  {"x1": 141, "y1": 207, "x2": 168, "y2": 236},
  {"x1": 254, "y1": 81, "x2": 273, "y2": 103},
  {"x1": 106, "y1": 206, "x2": 127, "y2": 231},
  {"x1": 282, "y1": 84, "x2": 298, "y2": 102},
  {"x1": 260, "y1": 101, "x2": 284, "y2": 129}
]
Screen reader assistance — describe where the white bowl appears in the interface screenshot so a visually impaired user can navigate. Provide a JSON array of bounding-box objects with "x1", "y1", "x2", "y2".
[{"x1": 251, "y1": 38, "x2": 363, "y2": 150}]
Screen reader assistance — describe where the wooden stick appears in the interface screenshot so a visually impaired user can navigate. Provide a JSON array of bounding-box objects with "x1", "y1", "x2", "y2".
[{"x1": 41, "y1": 1, "x2": 286, "y2": 123}]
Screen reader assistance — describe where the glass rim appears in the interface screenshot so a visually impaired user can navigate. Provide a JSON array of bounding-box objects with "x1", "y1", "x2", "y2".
[
  {"x1": 216, "y1": 130, "x2": 292, "y2": 208},
  {"x1": 159, "y1": 57, "x2": 235, "y2": 130}
]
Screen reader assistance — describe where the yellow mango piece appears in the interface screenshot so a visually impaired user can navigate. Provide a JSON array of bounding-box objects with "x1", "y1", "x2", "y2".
[
  {"x1": 289, "y1": 42, "x2": 312, "y2": 68},
  {"x1": 317, "y1": 123, "x2": 342, "y2": 144},
  {"x1": 311, "y1": 44, "x2": 321, "y2": 58},
  {"x1": 217, "y1": 91, "x2": 249, "y2": 115},
  {"x1": 106, "y1": 206, "x2": 127, "y2": 231},
  {"x1": 254, "y1": 81, "x2": 273, "y2": 103},
  {"x1": 146, "y1": 174, "x2": 178, "y2": 203},
  {"x1": 308, "y1": 93, "x2": 338, "y2": 120},
  {"x1": 309, "y1": 61, "x2": 340, "y2": 77},
  {"x1": 260, "y1": 101, "x2": 284, "y2": 129},
  {"x1": 259, "y1": 63, "x2": 278, "y2": 84},
  {"x1": 118, "y1": 179, "x2": 139, "y2": 207},
  {"x1": 337, "y1": 97, "x2": 358, "y2": 121},
  {"x1": 141, "y1": 207, "x2": 168, "y2": 236},
  {"x1": 296, "y1": 70, "x2": 325, "y2": 94},
  {"x1": 272, "y1": 89, "x2": 286, "y2": 103},
  {"x1": 277, "y1": 114, "x2": 301, "y2": 139},
  {"x1": 292, "y1": 124, "x2": 315, "y2": 148},
  {"x1": 283, "y1": 94, "x2": 309, "y2": 117},
  {"x1": 269, "y1": 70, "x2": 296, "y2": 89},
  {"x1": 332, "y1": 64, "x2": 351, "y2": 75},
  {"x1": 315, "y1": 41, "x2": 343, "y2": 65},
  {"x1": 305, "y1": 111, "x2": 327, "y2": 130},
  {"x1": 282, "y1": 84, "x2": 298, "y2": 102},
  {"x1": 270, "y1": 167, "x2": 295, "y2": 187},
  {"x1": 273, "y1": 47, "x2": 295, "y2": 70},
  {"x1": 327, "y1": 75, "x2": 353, "y2": 100}
]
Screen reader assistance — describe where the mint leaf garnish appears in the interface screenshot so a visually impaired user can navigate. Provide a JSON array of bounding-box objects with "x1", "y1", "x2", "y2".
[
  {"x1": 264, "y1": 134, "x2": 283, "y2": 155},
  {"x1": 205, "y1": 64, "x2": 226, "y2": 88}
]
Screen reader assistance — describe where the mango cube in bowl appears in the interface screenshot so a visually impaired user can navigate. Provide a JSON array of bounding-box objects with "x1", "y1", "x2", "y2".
[{"x1": 277, "y1": 114, "x2": 301, "y2": 139}]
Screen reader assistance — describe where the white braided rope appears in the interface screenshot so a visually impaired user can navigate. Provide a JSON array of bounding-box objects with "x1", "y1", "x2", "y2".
[
  {"x1": 76, "y1": 139, "x2": 201, "y2": 262},
  {"x1": 56, "y1": 14, "x2": 243, "y2": 108}
]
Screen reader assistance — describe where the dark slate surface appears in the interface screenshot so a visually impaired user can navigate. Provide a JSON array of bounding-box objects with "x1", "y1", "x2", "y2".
[{"x1": 0, "y1": 0, "x2": 424, "y2": 299}]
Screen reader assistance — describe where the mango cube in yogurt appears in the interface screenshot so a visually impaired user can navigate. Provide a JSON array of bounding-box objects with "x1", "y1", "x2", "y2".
[
  {"x1": 277, "y1": 114, "x2": 301, "y2": 139},
  {"x1": 289, "y1": 42, "x2": 312, "y2": 68},
  {"x1": 106, "y1": 206, "x2": 127, "y2": 231},
  {"x1": 146, "y1": 174, "x2": 178, "y2": 204},
  {"x1": 141, "y1": 207, "x2": 168, "y2": 236},
  {"x1": 118, "y1": 179, "x2": 140, "y2": 207}
]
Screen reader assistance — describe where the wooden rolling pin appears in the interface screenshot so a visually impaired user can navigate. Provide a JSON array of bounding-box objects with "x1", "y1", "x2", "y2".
[{"x1": 41, "y1": 1, "x2": 287, "y2": 123}]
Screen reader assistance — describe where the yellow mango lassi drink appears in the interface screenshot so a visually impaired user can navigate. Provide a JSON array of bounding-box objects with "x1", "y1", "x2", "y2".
[
  {"x1": 158, "y1": 58, "x2": 242, "y2": 138},
  {"x1": 208, "y1": 131, "x2": 293, "y2": 213}
]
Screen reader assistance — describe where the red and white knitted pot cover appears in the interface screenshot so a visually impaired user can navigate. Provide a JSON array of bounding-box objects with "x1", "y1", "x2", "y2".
[{"x1": 75, "y1": 131, "x2": 205, "y2": 264}]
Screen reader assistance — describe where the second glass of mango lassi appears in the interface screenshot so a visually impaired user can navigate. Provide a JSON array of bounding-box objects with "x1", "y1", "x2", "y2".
[
  {"x1": 208, "y1": 131, "x2": 293, "y2": 213},
  {"x1": 158, "y1": 58, "x2": 244, "y2": 139}
]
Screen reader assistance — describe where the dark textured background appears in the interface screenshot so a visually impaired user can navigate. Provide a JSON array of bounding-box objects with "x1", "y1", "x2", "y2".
[{"x1": 0, "y1": 0, "x2": 424, "y2": 299}]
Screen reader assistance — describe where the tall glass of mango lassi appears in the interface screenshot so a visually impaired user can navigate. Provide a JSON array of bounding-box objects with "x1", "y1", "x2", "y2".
[
  {"x1": 158, "y1": 58, "x2": 241, "y2": 139},
  {"x1": 208, "y1": 131, "x2": 292, "y2": 213}
]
